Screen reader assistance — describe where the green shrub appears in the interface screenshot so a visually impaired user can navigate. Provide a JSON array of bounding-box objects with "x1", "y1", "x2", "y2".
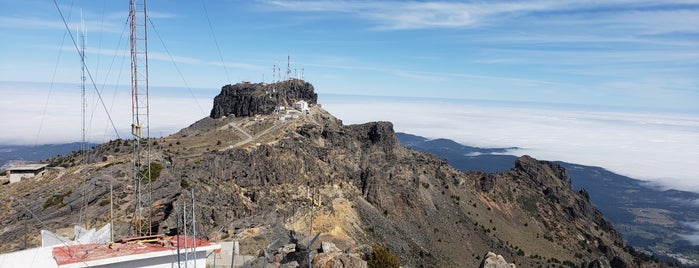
[
  {"x1": 368, "y1": 245, "x2": 400, "y2": 268},
  {"x1": 140, "y1": 162, "x2": 163, "y2": 184},
  {"x1": 43, "y1": 191, "x2": 72, "y2": 209}
]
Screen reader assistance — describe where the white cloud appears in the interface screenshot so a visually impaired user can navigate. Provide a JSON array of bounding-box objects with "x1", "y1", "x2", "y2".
[
  {"x1": 0, "y1": 15, "x2": 123, "y2": 34},
  {"x1": 320, "y1": 96, "x2": 699, "y2": 193},
  {"x1": 265, "y1": 0, "x2": 699, "y2": 31},
  {"x1": 266, "y1": 0, "x2": 556, "y2": 30},
  {"x1": 681, "y1": 222, "x2": 699, "y2": 246}
]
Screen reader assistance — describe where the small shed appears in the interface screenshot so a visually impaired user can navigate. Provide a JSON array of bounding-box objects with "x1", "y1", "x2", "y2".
[{"x1": 6, "y1": 163, "x2": 48, "y2": 183}]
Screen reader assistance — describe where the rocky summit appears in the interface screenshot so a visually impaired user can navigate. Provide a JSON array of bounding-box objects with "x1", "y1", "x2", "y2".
[
  {"x1": 0, "y1": 81, "x2": 667, "y2": 267},
  {"x1": 210, "y1": 79, "x2": 317, "y2": 118}
]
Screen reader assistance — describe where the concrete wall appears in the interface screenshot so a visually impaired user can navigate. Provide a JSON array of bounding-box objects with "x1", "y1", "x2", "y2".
[
  {"x1": 208, "y1": 242, "x2": 256, "y2": 268},
  {"x1": 90, "y1": 251, "x2": 207, "y2": 268}
]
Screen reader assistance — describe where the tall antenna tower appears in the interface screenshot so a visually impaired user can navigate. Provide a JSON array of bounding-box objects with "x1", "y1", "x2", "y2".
[
  {"x1": 129, "y1": 0, "x2": 151, "y2": 236},
  {"x1": 286, "y1": 53, "x2": 291, "y2": 81},
  {"x1": 79, "y1": 11, "x2": 87, "y2": 156},
  {"x1": 78, "y1": 10, "x2": 88, "y2": 228}
]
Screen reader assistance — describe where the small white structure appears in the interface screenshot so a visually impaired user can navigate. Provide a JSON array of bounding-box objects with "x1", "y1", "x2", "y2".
[
  {"x1": 293, "y1": 100, "x2": 309, "y2": 113},
  {"x1": 6, "y1": 163, "x2": 48, "y2": 183}
]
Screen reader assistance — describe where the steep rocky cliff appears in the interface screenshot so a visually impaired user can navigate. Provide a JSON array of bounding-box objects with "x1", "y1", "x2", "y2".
[
  {"x1": 210, "y1": 79, "x2": 317, "y2": 118},
  {"x1": 0, "y1": 82, "x2": 665, "y2": 267}
]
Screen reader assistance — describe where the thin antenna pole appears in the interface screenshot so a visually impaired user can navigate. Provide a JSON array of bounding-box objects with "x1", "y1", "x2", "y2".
[
  {"x1": 176, "y1": 205, "x2": 182, "y2": 268},
  {"x1": 80, "y1": 10, "x2": 87, "y2": 156},
  {"x1": 192, "y1": 188, "x2": 197, "y2": 268},
  {"x1": 183, "y1": 201, "x2": 189, "y2": 268},
  {"x1": 286, "y1": 53, "x2": 291, "y2": 81},
  {"x1": 110, "y1": 182, "x2": 114, "y2": 242}
]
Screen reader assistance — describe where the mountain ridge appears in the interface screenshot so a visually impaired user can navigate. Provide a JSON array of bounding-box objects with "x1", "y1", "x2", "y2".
[
  {"x1": 397, "y1": 132, "x2": 699, "y2": 266},
  {"x1": 0, "y1": 81, "x2": 667, "y2": 267}
]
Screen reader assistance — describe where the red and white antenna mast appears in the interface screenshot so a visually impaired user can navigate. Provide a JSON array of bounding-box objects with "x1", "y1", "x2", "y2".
[{"x1": 129, "y1": 0, "x2": 151, "y2": 236}]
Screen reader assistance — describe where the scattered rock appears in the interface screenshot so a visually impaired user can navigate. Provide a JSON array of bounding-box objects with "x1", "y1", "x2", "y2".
[
  {"x1": 480, "y1": 252, "x2": 516, "y2": 268},
  {"x1": 587, "y1": 256, "x2": 611, "y2": 268},
  {"x1": 312, "y1": 252, "x2": 367, "y2": 268},
  {"x1": 322, "y1": 241, "x2": 341, "y2": 254},
  {"x1": 476, "y1": 171, "x2": 496, "y2": 193},
  {"x1": 280, "y1": 243, "x2": 297, "y2": 254},
  {"x1": 281, "y1": 261, "x2": 300, "y2": 268}
]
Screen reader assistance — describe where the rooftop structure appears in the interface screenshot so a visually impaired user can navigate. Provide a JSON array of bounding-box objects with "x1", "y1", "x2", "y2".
[
  {"x1": 6, "y1": 163, "x2": 49, "y2": 183},
  {"x1": 0, "y1": 234, "x2": 219, "y2": 268}
]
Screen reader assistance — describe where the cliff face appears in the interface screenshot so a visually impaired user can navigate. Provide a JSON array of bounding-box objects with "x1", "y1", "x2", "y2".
[
  {"x1": 210, "y1": 79, "x2": 318, "y2": 118},
  {"x1": 0, "y1": 81, "x2": 664, "y2": 267}
]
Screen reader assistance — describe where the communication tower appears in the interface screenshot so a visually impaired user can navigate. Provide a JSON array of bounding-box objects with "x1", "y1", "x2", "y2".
[
  {"x1": 129, "y1": 0, "x2": 152, "y2": 236},
  {"x1": 79, "y1": 12, "x2": 87, "y2": 156},
  {"x1": 286, "y1": 53, "x2": 291, "y2": 80}
]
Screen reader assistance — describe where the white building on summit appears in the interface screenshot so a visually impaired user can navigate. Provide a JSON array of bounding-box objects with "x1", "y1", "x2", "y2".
[{"x1": 293, "y1": 100, "x2": 309, "y2": 113}]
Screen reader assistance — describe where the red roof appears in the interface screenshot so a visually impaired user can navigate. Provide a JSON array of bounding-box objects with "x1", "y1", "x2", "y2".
[{"x1": 52, "y1": 234, "x2": 214, "y2": 266}]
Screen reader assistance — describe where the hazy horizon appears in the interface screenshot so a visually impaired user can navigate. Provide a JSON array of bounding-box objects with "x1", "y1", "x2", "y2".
[{"x1": 1, "y1": 80, "x2": 698, "y2": 195}]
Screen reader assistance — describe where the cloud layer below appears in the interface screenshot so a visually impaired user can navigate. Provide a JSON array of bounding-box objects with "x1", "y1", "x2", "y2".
[
  {"x1": 0, "y1": 82, "x2": 212, "y2": 145},
  {"x1": 320, "y1": 95, "x2": 699, "y2": 193},
  {"x1": 2, "y1": 81, "x2": 697, "y2": 194}
]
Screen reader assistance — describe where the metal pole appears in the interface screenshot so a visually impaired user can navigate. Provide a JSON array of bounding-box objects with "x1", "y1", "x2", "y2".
[
  {"x1": 110, "y1": 182, "x2": 114, "y2": 242},
  {"x1": 192, "y1": 188, "x2": 197, "y2": 268},
  {"x1": 176, "y1": 205, "x2": 181, "y2": 268},
  {"x1": 184, "y1": 202, "x2": 188, "y2": 268},
  {"x1": 307, "y1": 233, "x2": 320, "y2": 268}
]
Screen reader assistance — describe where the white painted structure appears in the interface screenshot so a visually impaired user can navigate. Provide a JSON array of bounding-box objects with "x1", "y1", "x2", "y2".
[
  {"x1": 6, "y1": 163, "x2": 48, "y2": 183},
  {"x1": 293, "y1": 100, "x2": 309, "y2": 113}
]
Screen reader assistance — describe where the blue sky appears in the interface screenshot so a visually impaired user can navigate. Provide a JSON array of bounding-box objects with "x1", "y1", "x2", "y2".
[
  {"x1": 1, "y1": 0, "x2": 698, "y2": 111},
  {"x1": 1, "y1": 1, "x2": 699, "y2": 192}
]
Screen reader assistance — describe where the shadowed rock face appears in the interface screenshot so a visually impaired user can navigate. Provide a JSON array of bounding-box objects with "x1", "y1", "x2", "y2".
[{"x1": 210, "y1": 79, "x2": 317, "y2": 118}]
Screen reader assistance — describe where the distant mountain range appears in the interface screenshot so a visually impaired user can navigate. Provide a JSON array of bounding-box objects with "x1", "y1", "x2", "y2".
[
  {"x1": 0, "y1": 143, "x2": 96, "y2": 169},
  {"x1": 396, "y1": 132, "x2": 699, "y2": 266}
]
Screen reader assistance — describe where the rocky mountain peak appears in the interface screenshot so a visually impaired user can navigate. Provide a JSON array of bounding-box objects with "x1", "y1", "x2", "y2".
[{"x1": 210, "y1": 79, "x2": 318, "y2": 118}]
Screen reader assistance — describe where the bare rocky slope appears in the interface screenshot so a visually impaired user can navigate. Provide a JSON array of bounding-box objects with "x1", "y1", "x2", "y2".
[{"x1": 0, "y1": 81, "x2": 666, "y2": 267}]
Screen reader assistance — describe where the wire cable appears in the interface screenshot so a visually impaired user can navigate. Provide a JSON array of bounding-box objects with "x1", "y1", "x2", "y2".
[
  {"x1": 147, "y1": 17, "x2": 206, "y2": 116},
  {"x1": 201, "y1": 0, "x2": 232, "y2": 84},
  {"x1": 52, "y1": 0, "x2": 121, "y2": 140},
  {"x1": 4, "y1": 192, "x2": 93, "y2": 268},
  {"x1": 35, "y1": 1, "x2": 75, "y2": 146}
]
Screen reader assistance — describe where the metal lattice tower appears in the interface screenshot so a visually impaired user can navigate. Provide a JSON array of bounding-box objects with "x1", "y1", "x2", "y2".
[
  {"x1": 78, "y1": 11, "x2": 88, "y2": 227},
  {"x1": 79, "y1": 12, "x2": 87, "y2": 157},
  {"x1": 129, "y1": 0, "x2": 151, "y2": 236}
]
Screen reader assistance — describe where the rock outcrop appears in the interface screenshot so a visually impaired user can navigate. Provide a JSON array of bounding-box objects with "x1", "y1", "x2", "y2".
[
  {"x1": 210, "y1": 79, "x2": 317, "y2": 118},
  {"x1": 480, "y1": 252, "x2": 516, "y2": 268}
]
